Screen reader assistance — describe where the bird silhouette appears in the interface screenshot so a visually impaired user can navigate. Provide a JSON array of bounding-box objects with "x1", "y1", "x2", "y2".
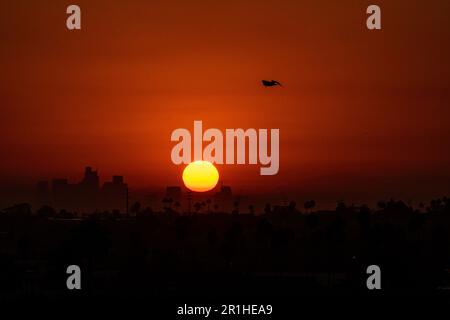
[{"x1": 262, "y1": 80, "x2": 283, "y2": 87}]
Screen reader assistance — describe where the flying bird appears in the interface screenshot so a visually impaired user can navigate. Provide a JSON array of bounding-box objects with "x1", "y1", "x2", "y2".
[{"x1": 262, "y1": 80, "x2": 283, "y2": 87}]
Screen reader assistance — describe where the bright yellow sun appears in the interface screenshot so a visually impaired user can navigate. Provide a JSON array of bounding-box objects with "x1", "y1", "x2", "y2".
[{"x1": 182, "y1": 161, "x2": 219, "y2": 192}]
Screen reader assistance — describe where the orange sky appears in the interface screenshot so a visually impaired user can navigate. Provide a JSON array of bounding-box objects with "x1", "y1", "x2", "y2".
[{"x1": 1, "y1": 0, "x2": 450, "y2": 203}]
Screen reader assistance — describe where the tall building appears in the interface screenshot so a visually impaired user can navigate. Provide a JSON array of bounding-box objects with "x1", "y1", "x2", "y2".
[
  {"x1": 52, "y1": 178, "x2": 71, "y2": 209},
  {"x1": 47, "y1": 167, "x2": 128, "y2": 213},
  {"x1": 77, "y1": 167, "x2": 100, "y2": 212},
  {"x1": 102, "y1": 175, "x2": 128, "y2": 213},
  {"x1": 80, "y1": 166, "x2": 100, "y2": 191}
]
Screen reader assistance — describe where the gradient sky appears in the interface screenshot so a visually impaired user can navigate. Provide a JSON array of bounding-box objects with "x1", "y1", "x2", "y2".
[{"x1": 1, "y1": 0, "x2": 450, "y2": 204}]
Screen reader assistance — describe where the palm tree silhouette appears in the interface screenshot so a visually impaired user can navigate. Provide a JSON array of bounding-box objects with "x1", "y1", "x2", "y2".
[
  {"x1": 303, "y1": 200, "x2": 316, "y2": 213},
  {"x1": 194, "y1": 202, "x2": 202, "y2": 213},
  {"x1": 130, "y1": 202, "x2": 141, "y2": 215}
]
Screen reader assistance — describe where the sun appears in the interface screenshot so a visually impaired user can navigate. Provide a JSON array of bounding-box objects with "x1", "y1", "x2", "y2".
[{"x1": 182, "y1": 161, "x2": 219, "y2": 192}]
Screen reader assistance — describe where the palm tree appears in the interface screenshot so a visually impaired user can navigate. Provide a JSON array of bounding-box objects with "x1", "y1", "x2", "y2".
[
  {"x1": 303, "y1": 200, "x2": 316, "y2": 213},
  {"x1": 288, "y1": 201, "x2": 297, "y2": 213},
  {"x1": 336, "y1": 201, "x2": 347, "y2": 212},
  {"x1": 206, "y1": 199, "x2": 212, "y2": 213},
  {"x1": 130, "y1": 202, "x2": 141, "y2": 215},
  {"x1": 37, "y1": 205, "x2": 56, "y2": 218},
  {"x1": 377, "y1": 201, "x2": 386, "y2": 210},
  {"x1": 233, "y1": 199, "x2": 240, "y2": 215},
  {"x1": 194, "y1": 202, "x2": 202, "y2": 213},
  {"x1": 162, "y1": 197, "x2": 174, "y2": 211}
]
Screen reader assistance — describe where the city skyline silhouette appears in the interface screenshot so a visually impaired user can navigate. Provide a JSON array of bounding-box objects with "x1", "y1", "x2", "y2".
[{"x1": 1, "y1": 0, "x2": 450, "y2": 302}]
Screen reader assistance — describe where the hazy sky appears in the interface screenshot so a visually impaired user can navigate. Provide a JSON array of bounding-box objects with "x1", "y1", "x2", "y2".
[{"x1": 1, "y1": 0, "x2": 450, "y2": 203}]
